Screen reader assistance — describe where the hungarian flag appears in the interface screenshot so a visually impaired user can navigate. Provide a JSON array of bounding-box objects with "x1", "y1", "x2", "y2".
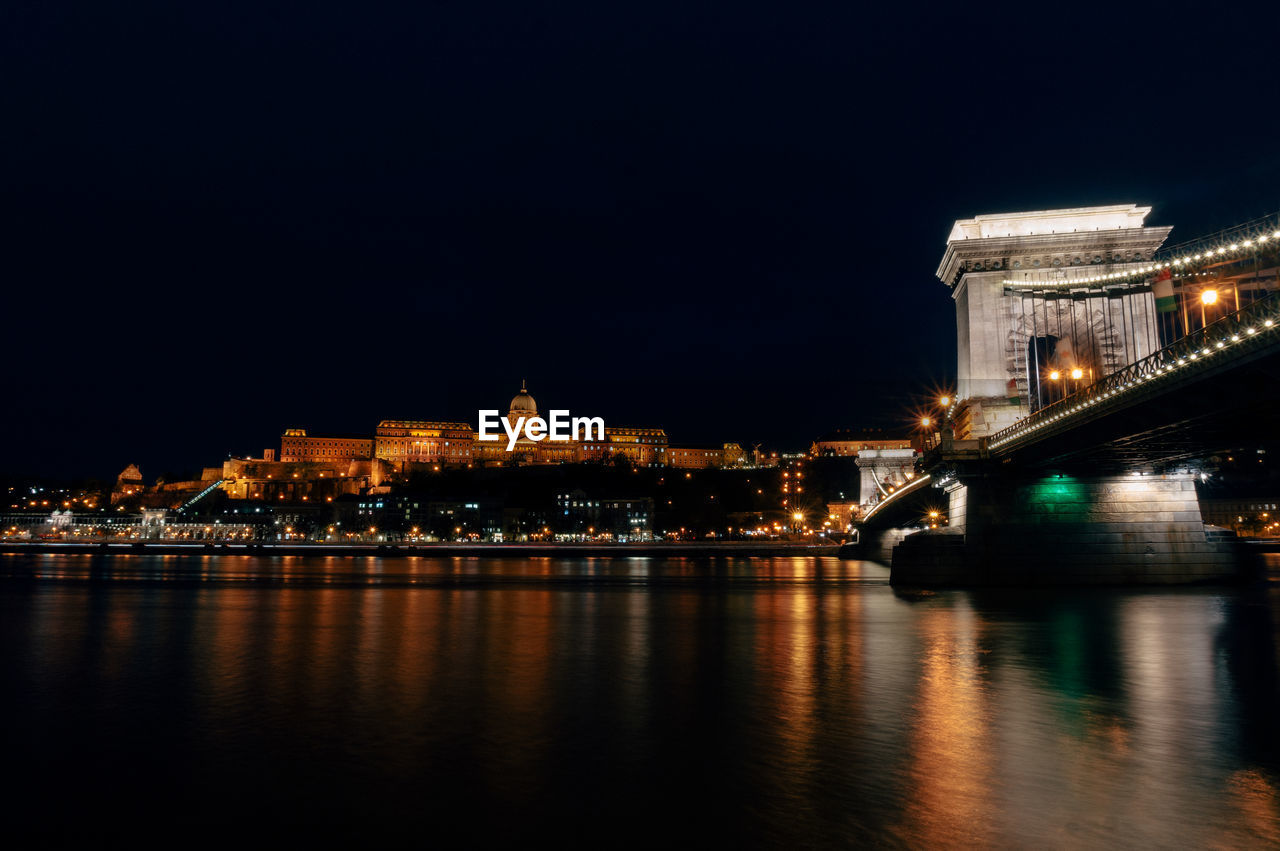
[
  {"x1": 1007, "y1": 378, "x2": 1020, "y2": 404},
  {"x1": 1153, "y1": 268, "x2": 1177, "y2": 313}
]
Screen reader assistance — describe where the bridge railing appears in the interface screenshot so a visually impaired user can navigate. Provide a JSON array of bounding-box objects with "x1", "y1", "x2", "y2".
[
  {"x1": 988, "y1": 292, "x2": 1280, "y2": 452},
  {"x1": 1153, "y1": 213, "x2": 1280, "y2": 266}
]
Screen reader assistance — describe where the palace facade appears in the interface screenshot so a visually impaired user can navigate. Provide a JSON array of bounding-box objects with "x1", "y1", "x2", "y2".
[
  {"x1": 278, "y1": 383, "x2": 745, "y2": 471},
  {"x1": 809, "y1": 429, "x2": 914, "y2": 457}
]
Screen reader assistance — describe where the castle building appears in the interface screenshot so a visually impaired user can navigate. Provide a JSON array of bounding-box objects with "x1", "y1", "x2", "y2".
[
  {"x1": 110, "y1": 464, "x2": 146, "y2": 504},
  {"x1": 581, "y1": 427, "x2": 668, "y2": 466},
  {"x1": 475, "y1": 383, "x2": 668, "y2": 467},
  {"x1": 280, "y1": 429, "x2": 374, "y2": 462},
  {"x1": 374, "y1": 421, "x2": 475, "y2": 467},
  {"x1": 810, "y1": 429, "x2": 913, "y2": 458},
  {"x1": 271, "y1": 383, "x2": 765, "y2": 477},
  {"x1": 279, "y1": 383, "x2": 681, "y2": 472},
  {"x1": 115, "y1": 383, "x2": 764, "y2": 512}
]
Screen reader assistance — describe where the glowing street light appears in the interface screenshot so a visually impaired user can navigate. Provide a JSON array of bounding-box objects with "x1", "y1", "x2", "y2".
[
  {"x1": 939, "y1": 395, "x2": 951, "y2": 407},
  {"x1": 1070, "y1": 367, "x2": 1084, "y2": 380},
  {"x1": 921, "y1": 416, "x2": 932, "y2": 428},
  {"x1": 1201, "y1": 289, "x2": 1219, "y2": 305},
  {"x1": 1049, "y1": 370, "x2": 1061, "y2": 381}
]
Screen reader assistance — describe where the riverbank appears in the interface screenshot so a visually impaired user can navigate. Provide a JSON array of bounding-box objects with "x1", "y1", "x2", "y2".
[{"x1": 0, "y1": 540, "x2": 842, "y2": 558}]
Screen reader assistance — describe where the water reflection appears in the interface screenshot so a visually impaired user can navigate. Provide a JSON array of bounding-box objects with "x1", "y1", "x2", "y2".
[{"x1": 0, "y1": 554, "x2": 1276, "y2": 845}]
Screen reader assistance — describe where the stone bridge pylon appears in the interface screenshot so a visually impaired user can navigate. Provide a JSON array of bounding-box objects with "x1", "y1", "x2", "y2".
[
  {"x1": 937, "y1": 205, "x2": 1168, "y2": 438},
  {"x1": 852, "y1": 204, "x2": 1277, "y2": 586}
]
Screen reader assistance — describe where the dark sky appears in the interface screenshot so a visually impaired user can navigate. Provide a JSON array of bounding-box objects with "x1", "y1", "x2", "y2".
[{"x1": 3, "y1": 1, "x2": 1278, "y2": 479}]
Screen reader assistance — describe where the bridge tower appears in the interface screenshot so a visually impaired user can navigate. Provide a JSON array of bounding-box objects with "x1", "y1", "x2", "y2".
[
  {"x1": 853, "y1": 208, "x2": 1278, "y2": 586},
  {"x1": 936, "y1": 205, "x2": 1171, "y2": 438},
  {"x1": 854, "y1": 447, "x2": 917, "y2": 514}
]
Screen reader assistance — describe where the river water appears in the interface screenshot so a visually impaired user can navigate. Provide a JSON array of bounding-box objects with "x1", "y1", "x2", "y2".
[{"x1": 1, "y1": 553, "x2": 1278, "y2": 846}]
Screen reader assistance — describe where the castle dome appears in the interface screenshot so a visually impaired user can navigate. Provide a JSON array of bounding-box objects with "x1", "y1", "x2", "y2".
[{"x1": 508, "y1": 381, "x2": 537, "y2": 416}]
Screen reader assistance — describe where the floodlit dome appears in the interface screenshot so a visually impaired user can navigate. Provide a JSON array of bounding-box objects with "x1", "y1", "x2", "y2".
[{"x1": 509, "y1": 381, "x2": 537, "y2": 416}]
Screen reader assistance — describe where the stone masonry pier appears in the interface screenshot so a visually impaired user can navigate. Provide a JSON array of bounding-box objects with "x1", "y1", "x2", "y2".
[{"x1": 890, "y1": 472, "x2": 1255, "y2": 586}]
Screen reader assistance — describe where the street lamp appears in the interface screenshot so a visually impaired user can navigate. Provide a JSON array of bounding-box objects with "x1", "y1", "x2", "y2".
[
  {"x1": 939, "y1": 395, "x2": 950, "y2": 407},
  {"x1": 1070, "y1": 367, "x2": 1084, "y2": 381},
  {"x1": 1200, "y1": 288, "x2": 1219, "y2": 328}
]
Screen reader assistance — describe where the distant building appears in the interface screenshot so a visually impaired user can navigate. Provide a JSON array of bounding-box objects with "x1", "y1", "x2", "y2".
[
  {"x1": 283, "y1": 383, "x2": 674, "y2": 472},
  {"x1": 810, "y1": 429, "x2": 912, "y2": 458},
  {"x1": 555, "y1": 490, "x2": 653, "y2": 541},
  {"x1": 218, "y1": 382, "x2": 765, "y2": 509},
  {"x1": 375, "y1": 421, "x2": 474, "y2": 468},
  {"x1": 580, "y1": 426, "x2": 668, "y2": 467},
  {"x1": 826, "y1": 500, "x2": 860, "y2": 530},
  {"x1": 1199, "y1": 497, "x2": 1280, "y2": 537},
  {"x1": 280, "y1": 428, "x2": 373, "y2": 463},
  {"x1": 665, "y1": 447, "x2": 723, "y2": 469},
  {"x1": 753, "y1": 447, "x2": 779, "y2": 467},
  {"x1": 110, "y1": 464, "x2": 145, "y2": 504}
]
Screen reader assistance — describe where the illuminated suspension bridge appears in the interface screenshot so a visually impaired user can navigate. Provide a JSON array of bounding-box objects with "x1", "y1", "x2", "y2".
[{"x1": 855, "y1": 206, "x2": 1280, "y2": 585}]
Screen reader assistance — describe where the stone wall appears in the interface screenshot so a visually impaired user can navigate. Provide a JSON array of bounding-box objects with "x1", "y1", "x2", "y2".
[{"x1": 893, "y1": 472, "x2": 1255, "y2": 586}]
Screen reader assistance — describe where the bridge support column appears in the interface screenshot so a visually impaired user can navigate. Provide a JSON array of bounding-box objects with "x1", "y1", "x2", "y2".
[{"x1": 892, "y1": 472, "x2": 1256, "y2": 586}]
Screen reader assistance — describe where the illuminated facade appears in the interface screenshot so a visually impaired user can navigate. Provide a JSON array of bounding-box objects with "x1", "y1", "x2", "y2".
[
  {"x1": 110, "y1": 464, "x2": 145, "y2": 504},
  {"x1": 375, "y1": 421, "x2": 474, "y2": 467},
  {"x1": 810, "y1": 430, "x2": 913, "y2": 457},
  {"x1": 220, "y1": 457, "x2": 373, "y2": 503},
  {"x1": 281, "y1": 384, "x2": 682, "y2": 471},
  {"x1": 580, "y1": 427, "x2": 668, "y2": 466},
  {"x1": 280, "y1": 429, "x2": 374, "y2": 462},
  {"x1": 665, "y1": 446, "x2": 722, "y2": 469}
]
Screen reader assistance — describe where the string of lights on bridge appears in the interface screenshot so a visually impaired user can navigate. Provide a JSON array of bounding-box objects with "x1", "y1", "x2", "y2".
[
  {"x1": 872, "y1": 218, "x2": 1280, "y2": 505},
  {"x1": 859, "y1": 473, "x2": 932, "y2": 524},
  {"x1": 986, "y1": 300, "x2": 1280, "y2": 450},
  {"x1": 1001, "y1": 228, "x2": 1280, "y2": 288}
]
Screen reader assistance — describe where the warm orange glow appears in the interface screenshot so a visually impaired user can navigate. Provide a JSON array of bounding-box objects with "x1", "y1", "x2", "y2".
[
  {"x1": 1049, "y1": 370, "x2": 1061, "y2": 381},
  {"x1": 1071, "y1": 367, "x2": 1084, "y2": 380},
  {"x1": 1201, "y1": 289, "x2": 1219, "y2": 305}
]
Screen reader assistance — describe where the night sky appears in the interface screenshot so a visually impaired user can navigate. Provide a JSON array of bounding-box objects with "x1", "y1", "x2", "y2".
[{"x1": 3, "y1": 1, "x2": 1278, "y2": 479}]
